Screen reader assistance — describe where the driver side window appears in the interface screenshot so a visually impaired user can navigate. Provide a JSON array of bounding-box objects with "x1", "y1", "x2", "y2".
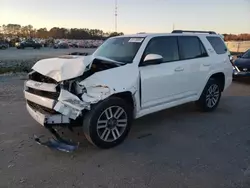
[{"x1": 143, "y1": 36, "x2": 179, "y2": 63}]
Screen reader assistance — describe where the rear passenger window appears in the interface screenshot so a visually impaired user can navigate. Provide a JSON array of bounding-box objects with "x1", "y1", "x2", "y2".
[
  {"x1": 206, "y1": 36, "x2": 227, "y2": 54},
  {"x1": 178, "y1": 36, "x2": 208, "y2": 60},
  {"x1": 143, "y1": 36, "x2": 179, "y2": 63}
]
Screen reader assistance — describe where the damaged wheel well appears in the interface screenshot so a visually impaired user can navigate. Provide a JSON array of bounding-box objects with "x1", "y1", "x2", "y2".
[{"x1": 111, "y1": 91, "x2": 134, "y2": 110}]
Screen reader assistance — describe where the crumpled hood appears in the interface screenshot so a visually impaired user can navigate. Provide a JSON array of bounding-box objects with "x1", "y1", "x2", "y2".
[{"x1": 32, "y1": 55, "x2": 93, "y2": 82}]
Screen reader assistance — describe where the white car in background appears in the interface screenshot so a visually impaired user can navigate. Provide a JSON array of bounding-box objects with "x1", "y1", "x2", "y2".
[{"x1": 24, "y1": 30, "x2": 233, "y2": 149}]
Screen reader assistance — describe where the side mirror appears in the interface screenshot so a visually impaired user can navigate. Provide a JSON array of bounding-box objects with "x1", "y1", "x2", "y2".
[{"x1": 140, "y1": 54, "x2": 163, "y2": 66}]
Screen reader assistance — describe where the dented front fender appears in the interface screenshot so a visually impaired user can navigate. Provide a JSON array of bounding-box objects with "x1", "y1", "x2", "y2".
[{"x1": 53, "y1": 63, "x2": 139, "y2": 120}]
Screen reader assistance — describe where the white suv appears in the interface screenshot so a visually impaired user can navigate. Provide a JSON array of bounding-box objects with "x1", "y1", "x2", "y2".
[{"x1": 24, "y1": 30, "x2": 233, "y2": 149}]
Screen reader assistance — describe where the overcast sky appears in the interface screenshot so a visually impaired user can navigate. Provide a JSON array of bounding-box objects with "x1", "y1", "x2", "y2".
[{"x1": 1, "y1": 0, "x2": 250, "y2": 34}]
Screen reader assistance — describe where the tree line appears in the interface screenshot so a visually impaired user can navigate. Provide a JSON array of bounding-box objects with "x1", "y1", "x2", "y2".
[
  {"x1": 223, "y1": 33, "x2": 250, "y2": 41},
  {"x1": 1, "y1": 24, "x2": 250, "y2": 41},
  {"x1": 0, "y1": 24, "x2": 124, "y2": 40}
]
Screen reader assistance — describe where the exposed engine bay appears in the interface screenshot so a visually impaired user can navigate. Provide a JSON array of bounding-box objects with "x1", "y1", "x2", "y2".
[
  {"x1": 26, "y1": 57, "x2": 125, "y2": 121},
  {"x1": 77, "y1": 58, "x2": 121, "y2": 82}
]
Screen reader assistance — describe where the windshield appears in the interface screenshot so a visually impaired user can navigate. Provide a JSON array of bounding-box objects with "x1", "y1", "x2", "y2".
[
  {"x1": 94, "y1": 37, "x2": 144, "y2": 63},
  {"x1": 242, "y1": 49, "x2": 250, "y2": 58}
]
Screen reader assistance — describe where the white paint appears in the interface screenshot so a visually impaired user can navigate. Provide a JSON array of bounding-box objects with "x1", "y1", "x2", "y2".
[
  {"x1": 24, "y1": 91, "x2": 55, "y2": 109},
  {"x1": 25, "y1": 80, "x2": 57, "y2": 92},
  {"x1": 25, "y1": 32, "x2": 233, "y2": 126},
  {"x1": 53, "y1": 89, "x2": 88, "y2": 119},
  {"x1": 143, "y1": 54, "x2": 163, "y2": 62},
  {"x1": 32, "y1": 55, "x2": 93, "y2": 82},
  {"x1": 26, "y1": 104, "x2": 70, "y2": 126}
]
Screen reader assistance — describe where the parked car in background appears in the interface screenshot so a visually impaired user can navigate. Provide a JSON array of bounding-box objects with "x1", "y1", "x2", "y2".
[
  {"x1": 233, "y1": 49, "x2": 250, "y2": 79},
  {"x1": 53, "y1": 41, "x2": 69, "y2": 49},
  {"x1": 68, "y1": 42, "x2": 79, "y2": 48},
  {"x1": 0, "y1": 40, "x2": 9, "y2": 49},
  {"x1": 16, "y1": 39, "x2": 42, "y2": 49}
]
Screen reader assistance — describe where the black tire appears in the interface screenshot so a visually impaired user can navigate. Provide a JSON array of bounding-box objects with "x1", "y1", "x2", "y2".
[
  {"x1": 83, "y1": 97, "x2": 133, "y2": 149},
  {"x1": 196, "y1": 78, "x2": 222, "y2": 112}
]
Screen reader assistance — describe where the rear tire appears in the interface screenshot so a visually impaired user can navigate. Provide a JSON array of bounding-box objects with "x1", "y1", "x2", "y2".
[
  {"x1": 196, "y1": 78, "x2": 222, "y2": 112},
  {"x1": 83, "y1": 97, "x2": 133, "y2": 149}
]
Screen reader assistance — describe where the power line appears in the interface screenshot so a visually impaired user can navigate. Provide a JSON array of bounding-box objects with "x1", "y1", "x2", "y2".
[{"x1": 115, "y1": 0, "x2": 118, "y2": 32}]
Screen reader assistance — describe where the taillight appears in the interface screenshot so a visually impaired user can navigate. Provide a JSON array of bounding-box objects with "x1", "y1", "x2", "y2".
[{"x1": 229, "y1": 55, "x2": 240, "y2": 72}]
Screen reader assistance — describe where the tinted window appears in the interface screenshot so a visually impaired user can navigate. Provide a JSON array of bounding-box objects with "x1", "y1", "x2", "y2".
[
  {"x1": 143, "y1": 36, "x2": 179, "y2": 62},
  {"x1": 206, "y1": 36, "x2": 227, "y2": 54},
  {"x1": 242, "y1": 49, "x2": 250, "y2": 58},
  {"x1": 178, "y1": 36, "x2": 208, "y2": 60}
]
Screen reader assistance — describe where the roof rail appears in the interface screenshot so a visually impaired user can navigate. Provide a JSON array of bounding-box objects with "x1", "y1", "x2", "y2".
[{"x1": 172, "y1": 30, "x2": 216, "y2": 34}]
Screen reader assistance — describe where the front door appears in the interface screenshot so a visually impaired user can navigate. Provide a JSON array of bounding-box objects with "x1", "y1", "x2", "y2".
[{"x1": 139, "y1": 36, "x2": 189, "y2": 109}]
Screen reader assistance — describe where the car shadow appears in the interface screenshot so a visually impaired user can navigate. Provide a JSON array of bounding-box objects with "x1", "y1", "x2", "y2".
[
  {"x1": 34, "y1": 96, "x2": 235, "y2": 155},
  {"x1": 51, "y1": 102, "x2": 199, "y2": 153}
]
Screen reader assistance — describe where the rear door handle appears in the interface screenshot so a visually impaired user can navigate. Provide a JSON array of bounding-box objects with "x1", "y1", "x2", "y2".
[
  {"x1": 175, "y1": 67, "x2": 184, "y2": 72},
  {"x1": 203, "y1": 63, "x2": 211, "y2": 67}
]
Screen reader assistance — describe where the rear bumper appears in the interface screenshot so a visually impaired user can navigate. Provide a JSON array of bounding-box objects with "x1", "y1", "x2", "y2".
[
  {"x1": 26, "y1": 103, "x2": 70, "y2": 126},
  {"x1": 233, "y1": 69, "x2": 250, "y2": 78}
]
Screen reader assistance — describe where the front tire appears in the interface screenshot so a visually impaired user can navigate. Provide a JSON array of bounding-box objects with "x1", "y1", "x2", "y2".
[
  {"x1": 196, "y1": 78, "x2": 222, "y2": 112},
  {"x1": 83, "y1": 97, "x2": 133, "y2": 149}
]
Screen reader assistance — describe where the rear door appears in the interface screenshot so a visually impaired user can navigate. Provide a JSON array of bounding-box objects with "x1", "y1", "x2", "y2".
[
  {"x1": 205, "y1": 36, "x2": 233, "y2": 88},
  {"x1": 177, "y1": 36, "x2": 210, "y2": 95}
]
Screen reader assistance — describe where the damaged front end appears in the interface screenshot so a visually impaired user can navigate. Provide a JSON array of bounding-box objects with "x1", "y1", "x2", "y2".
[{"x1": 24, "y1": 56, "x2": 124, "y2": 151}]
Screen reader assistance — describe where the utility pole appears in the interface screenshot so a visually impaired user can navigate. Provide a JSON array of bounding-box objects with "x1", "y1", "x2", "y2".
[{"x1": 115, "y1": 0, "x2": 118, "y2": 32}]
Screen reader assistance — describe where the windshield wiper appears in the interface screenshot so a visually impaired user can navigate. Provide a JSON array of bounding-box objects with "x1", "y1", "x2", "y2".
[{"x1": 95, "y1": 56, "x2": 127, "y2": 65}]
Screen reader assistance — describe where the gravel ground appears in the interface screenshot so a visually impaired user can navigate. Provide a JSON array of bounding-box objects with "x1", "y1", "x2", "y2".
[{"x1": 1, "y1": 75, "x2": 250, "y2": 188}]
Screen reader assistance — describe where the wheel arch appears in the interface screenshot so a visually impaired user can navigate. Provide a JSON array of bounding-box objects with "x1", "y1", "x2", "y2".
[
  {"x1": 197, "y1": 71, "x2": 225, "y2": 100},
  {"x1": 209, "y1": 72, "x2": 225, "y2": 92},
  {"x1": 110, "y1": 91, "x2": 136, "y2": 118}
]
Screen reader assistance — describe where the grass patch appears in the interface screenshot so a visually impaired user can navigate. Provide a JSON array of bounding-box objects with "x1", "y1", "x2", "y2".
[{"x1": 0, "y1": 65, "x2": 31, "y2": 74}]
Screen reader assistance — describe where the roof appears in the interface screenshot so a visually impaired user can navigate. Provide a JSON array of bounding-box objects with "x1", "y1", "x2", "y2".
[{"x1": 113, "y1": 30, "x2": 219, "y2": 38}]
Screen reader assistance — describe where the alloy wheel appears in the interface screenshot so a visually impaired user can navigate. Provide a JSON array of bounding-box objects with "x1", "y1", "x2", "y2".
[
  {"x1": 97, "y1": 106, "x2": 128, "y2": 142},
  {"x1": 206, "y1": 84, "x2": 220, "y2": 108}
]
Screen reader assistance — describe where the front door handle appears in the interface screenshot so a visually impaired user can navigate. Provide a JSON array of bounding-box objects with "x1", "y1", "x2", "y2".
[
  {"x1": 203, "y1": 63, "x2": 211, "y2": 67},
  {"x1": 175, "y1": 67, "x2": 184, "y2": 72}
]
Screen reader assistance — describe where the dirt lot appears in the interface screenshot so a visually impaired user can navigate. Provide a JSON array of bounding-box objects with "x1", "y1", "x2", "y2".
[{"x1": 1, "y1": 76, "x2": 250, "y2": 188}]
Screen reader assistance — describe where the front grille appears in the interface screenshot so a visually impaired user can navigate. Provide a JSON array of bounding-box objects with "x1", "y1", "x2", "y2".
[
  {"x1": 27, "y1": 100, "x2": 58, "y2": 114},
  {"x1": 27, "y1": 87, "x2": 60, "y2": 100},
  {"x1": 29, "y1": 71, "x2": 58, "y2": 84}
]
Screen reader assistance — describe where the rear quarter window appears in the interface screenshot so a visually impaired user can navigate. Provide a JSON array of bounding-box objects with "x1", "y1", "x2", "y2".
[{"x1": 206, "y1": 36, "x2": 227, "y2": 54}]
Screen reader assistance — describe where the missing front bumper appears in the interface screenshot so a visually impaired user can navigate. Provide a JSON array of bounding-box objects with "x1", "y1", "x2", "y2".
[
  {"x1": 27, "y1": 104, "x2": 79, "y2": 152},
  {"x1": 26, "y1": 103, "x2": 70, "y2": 126}
]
